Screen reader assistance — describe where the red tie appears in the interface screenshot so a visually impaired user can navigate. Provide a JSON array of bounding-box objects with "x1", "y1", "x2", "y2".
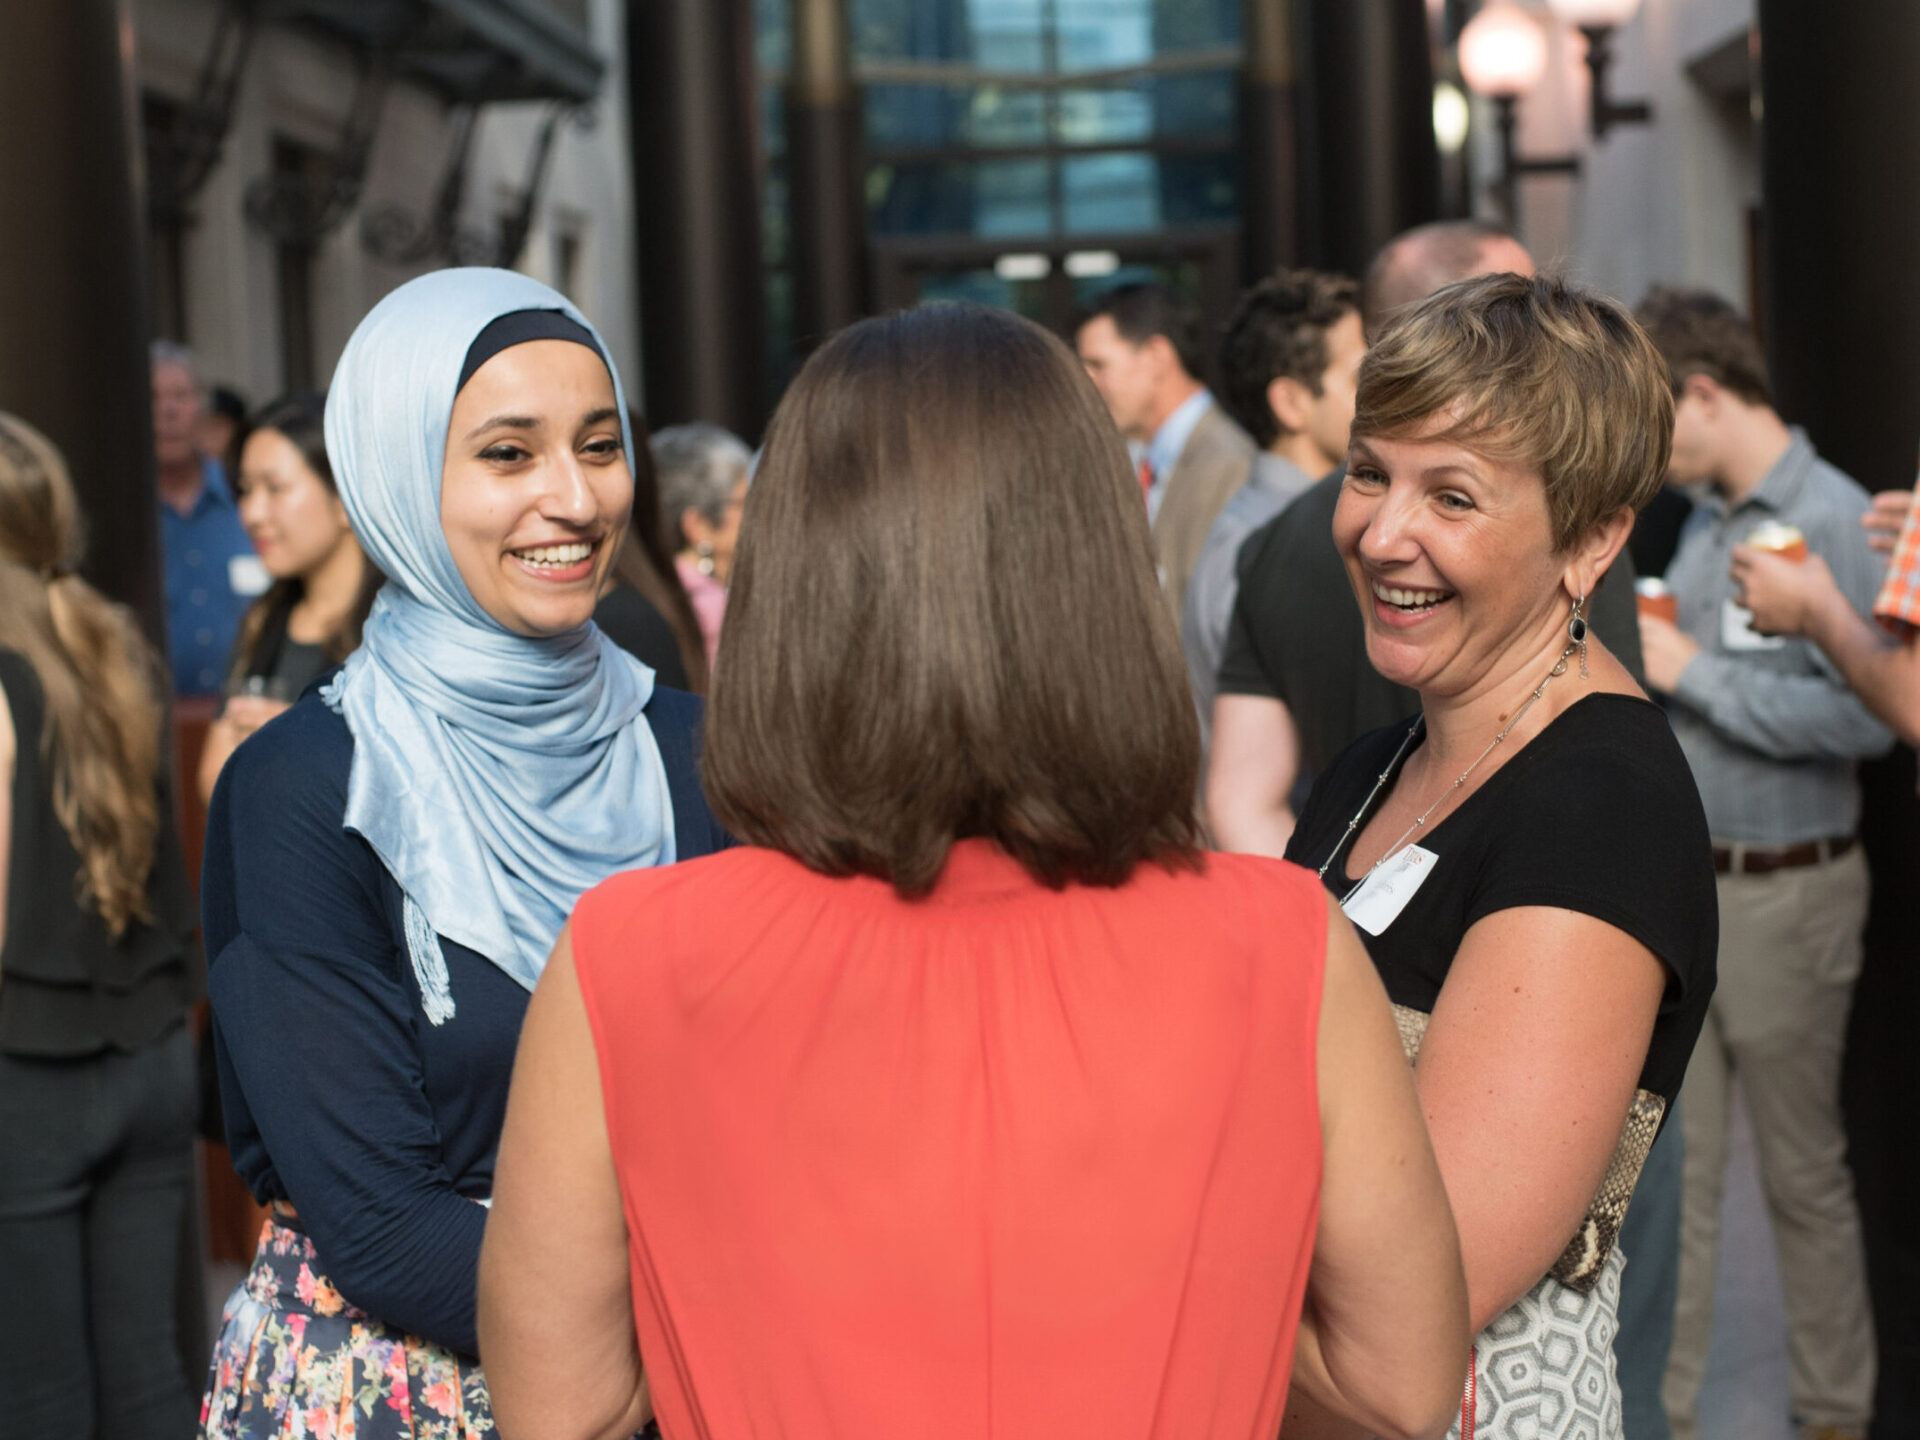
[{"x1": 1138, "y1": 455, "x2": 1153, "y2": 507}]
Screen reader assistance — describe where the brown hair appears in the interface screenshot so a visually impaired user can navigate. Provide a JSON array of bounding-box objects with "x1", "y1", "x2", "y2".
[
  {"x1": 609, "y1": 408, "x2": 709, "y2": 692},
  {"x1": 1634, "y1": 286, "x2": 1774, "y2": 407},
  {"x1": 1076, "y1": 282, "x2": 1206, "y2": 380},
  {"x1": 226, "y1": 392, "x2": 381, "y2": 684},
  {"x1": 0, "y1": 414, "x2": 165, "y2": 937},
  {"x1": 1219, "y1": 268, "x2": 1361, "y2": 448},
  {"x1": 702, "y1": 302, "x2": 1202, "y2": 897},
  {"x1": 1351, "y1": 272, "x2": 1674, "y2": 550}
]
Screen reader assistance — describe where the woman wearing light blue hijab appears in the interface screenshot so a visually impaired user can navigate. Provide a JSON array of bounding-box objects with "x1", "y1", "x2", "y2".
[{"x1": 195, "y1": 269, "x2": 728, "y2": 1439}]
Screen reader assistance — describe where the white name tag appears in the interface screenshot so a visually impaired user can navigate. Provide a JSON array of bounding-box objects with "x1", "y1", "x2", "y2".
[
  {"x1": 1721, "y1": 598, "x2": 1786, "y2": 652},
  {"x1": 229, "y1": 553, "x2": 271, "y2": 597},
  {"x1": 1341, "y1": 843, "x2": 1439, "y2": 936}
]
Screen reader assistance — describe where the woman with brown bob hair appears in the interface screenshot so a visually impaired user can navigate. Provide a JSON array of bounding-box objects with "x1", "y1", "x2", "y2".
[
  {"x1": 477, "y1": 302, "x2": 1469, "y2": 1440},
  {"x1": 0, "y1": 413, "x2": 198, "y2": 1437},
  {"x1": 1281, "y1": 273, "x2": 1719, "y2": 1439}
]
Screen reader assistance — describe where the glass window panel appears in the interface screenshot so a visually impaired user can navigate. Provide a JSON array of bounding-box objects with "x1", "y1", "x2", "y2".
[
  {"x1": 864, "y1": 84, "x2": 1046, "y2": 150},
  {"x1": 1149, "y1": 0, "x2": 1241, "y2": 51},
  {"x1": 852, "y1": 0, "x2": 976, "y2": 64},
  {"x1": 1158, "y1": 150, "x2": 1239, "y2": 226},
  {"x1": 760, "y1": 82, "x2": 786, "y2": 157},
  {"x1": 867, "y1": 157, "x2": 1050, "y2": 238},
  {"x1": 1054, "y1": 0, "x2": 1153, "y2": 71},
  {"x1": 974, "y1": 157, "x2": 1052, "y2": 236},
  {"x1": 1062, "y1": 152, "x2": 1160, "y2": 234},
  {"x1": 1149, "y1": 70, "x2": 1237, "y2": 138},
  {"x1": 967, "y1": 0, "x2": 1045, "y2": 71},
  {"x1": 968, "y1": 86, "x2": 1048, "y2": 146},
  {"x1": 864, "y1": 85, "x2": 972, "y2": 149},
  {"x1": 761, "y1": 167, "x2": 790, "y2": 267},
  {"x1": 755, "y1": 0, "x2": 790, "y2": 71},
  {"x1": 1055, "y1": 86, "x2": 1154, "y2": 146},
  {"x1": 915, "y1": 267, "x2": 1049, "y2": 323}
]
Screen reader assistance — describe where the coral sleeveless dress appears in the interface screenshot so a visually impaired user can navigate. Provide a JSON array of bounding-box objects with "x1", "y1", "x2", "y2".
[{"x1": 569, "y1": 840, "x2": 1327, "y2": 1439}]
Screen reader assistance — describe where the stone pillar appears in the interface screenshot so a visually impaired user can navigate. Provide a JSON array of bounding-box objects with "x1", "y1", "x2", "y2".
[
  {"x1": 787, "y1": 0, "x2": 865, "y2": 349},
  {"x1": 1758, "y1": 4, "x2": 1920, "y2": 1429},
  {"x1": 1297, "y1": 0, "x2": 1440, "y2": 278},
  {"x1": 627, "y1": 0, "x2": 768, "y2": 438},
  {"x1": 0, "y1": 0, "x2": 164, "y2": 643},
  {"x1": 1239, "y1": 0, "x2": 1300, "y2": 281}
]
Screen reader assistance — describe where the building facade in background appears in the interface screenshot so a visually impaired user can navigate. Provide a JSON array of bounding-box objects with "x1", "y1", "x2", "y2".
[
  {"x1": 1460, "y1": 0, "x2": 1757, "y2": 315},
  {"x1": 754, "y1": 0, "x2": 1246, "y2": 393},
  {"x1": 134, "y1": 0, "x2": 641, "y2": 407}
]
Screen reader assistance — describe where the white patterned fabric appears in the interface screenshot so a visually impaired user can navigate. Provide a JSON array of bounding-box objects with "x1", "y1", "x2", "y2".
[{"x1": 1450, "y1": 1247, "x2": 1625, "y2": 1440}]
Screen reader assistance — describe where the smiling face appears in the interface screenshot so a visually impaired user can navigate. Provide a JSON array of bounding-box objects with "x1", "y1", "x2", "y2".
[
  {"x1": 1334, "y1": 418, "x2": 1575, "y2": 700},
  {"x1": 439, "y1": 339, "x2": 631, "y2": 636},
  {"x1": 237, "y1": 427, "x2": 353, "y2": 581}
]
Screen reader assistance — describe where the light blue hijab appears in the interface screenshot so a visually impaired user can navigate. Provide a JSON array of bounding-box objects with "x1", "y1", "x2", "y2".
[{"x1": 320, "y1": 267, "x2": 674, "y2": 1022}]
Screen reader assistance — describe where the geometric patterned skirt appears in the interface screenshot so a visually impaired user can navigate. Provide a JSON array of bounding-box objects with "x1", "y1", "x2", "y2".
[
  {"x1": 197, "y1": 1217, "x2": 494, "y2": 1439},
  {"x1": 1451, "y1": 1245, "x2": 1626, "y2": 1440}
]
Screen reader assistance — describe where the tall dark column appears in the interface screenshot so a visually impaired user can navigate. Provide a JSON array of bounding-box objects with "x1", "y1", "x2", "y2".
[
  {"x1": 787, "y1": 0, "x2": 865, "y2": 349},
  {"x1": 627, "y1": 0, "x2": 767, "y2": 439},
  {"x1": 1758, "y1": 5, "x2": 1920, "y2": 1432},
  {"x1": 0, "y1": 0, "x2": 163, "y2": 643},
  {"x1": 1297, "y1": 0, "x2": 1440, "y2": 278},
  {"x1": 1239, "y1": 0, "x2": 1300, "y2": 281}
]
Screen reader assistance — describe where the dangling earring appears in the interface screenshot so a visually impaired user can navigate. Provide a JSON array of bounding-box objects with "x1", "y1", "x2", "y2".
[
  {"x1": 695, "y1": 539, "x2": 716, "y2": 577},
  {"x1": 1568, "y1": 592, "x2": 1590, "y2": 679}
]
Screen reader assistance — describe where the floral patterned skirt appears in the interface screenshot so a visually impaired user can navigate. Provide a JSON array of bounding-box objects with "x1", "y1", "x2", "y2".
[{"x1": 198, "y1": 1217, "x2": 493, "y2": 1439}]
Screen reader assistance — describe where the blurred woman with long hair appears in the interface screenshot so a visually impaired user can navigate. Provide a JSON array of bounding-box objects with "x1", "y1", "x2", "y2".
[
  {"x1": 196, "y1": 392, "x2": 380, "y2": 802},
  {"x1": 0, "y1": 413, "x2": 198, "y2": 1439}
]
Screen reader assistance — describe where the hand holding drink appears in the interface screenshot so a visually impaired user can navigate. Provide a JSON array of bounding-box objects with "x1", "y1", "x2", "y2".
[
  {"x1": 1635, "y1": 577, "x2": 1677, "y2": 624},
  {"x1": 1731, "y1": 523, "x2": 1835, "y2": 638},
  {"x1": 1745, "y1": 519, "x2": 1808, "y2": 563}
]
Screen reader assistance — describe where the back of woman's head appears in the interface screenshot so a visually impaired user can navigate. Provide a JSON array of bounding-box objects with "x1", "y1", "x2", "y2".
[
  {"x1": 0, "y1": 413, "x2": 163, "y2": 936},
  {"x1": 702, "y1": 301, "x2": 1201, "y2": 896}
]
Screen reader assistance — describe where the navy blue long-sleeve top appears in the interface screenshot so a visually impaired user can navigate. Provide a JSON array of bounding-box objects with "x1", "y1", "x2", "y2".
[{"x1": 203, "y1": 681, "x2": 729, "y2": 1357}]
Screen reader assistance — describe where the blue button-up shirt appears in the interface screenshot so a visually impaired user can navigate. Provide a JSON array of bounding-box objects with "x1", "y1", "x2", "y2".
[
  {"x1": 1663, "y1": 429, "x2": 1893, "y2": 844},
  {"x1": 160, "y1": 457, "x2": 265, "y2": 695}
]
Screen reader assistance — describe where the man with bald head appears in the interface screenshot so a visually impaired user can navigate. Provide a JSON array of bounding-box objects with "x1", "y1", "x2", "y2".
[{"x1": 1362, "y1": 219, "x2": 1536, "y2": 334}]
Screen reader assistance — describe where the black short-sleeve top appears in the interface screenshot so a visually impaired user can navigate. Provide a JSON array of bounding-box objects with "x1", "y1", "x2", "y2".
[
  {"x1": 1288, "y1": 693, "x2": 1716, "y2": 1107},
  {"x1": 1285, "y1": 694, "x2": 1719, "y2": 1289}
]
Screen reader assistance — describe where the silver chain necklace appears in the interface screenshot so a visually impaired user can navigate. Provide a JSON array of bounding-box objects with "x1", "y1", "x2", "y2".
[{"x1": 1318, "y1": 636, "x2": 1580, "y2": 903}]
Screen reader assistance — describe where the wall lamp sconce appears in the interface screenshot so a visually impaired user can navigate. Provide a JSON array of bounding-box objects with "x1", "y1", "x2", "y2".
[
  {"x1": 1458, "y1": 0, "x2": 1653, "y2": 221},
  {"x1": 1546, "y1": 0, "x2": 1655, "y2": 140}
]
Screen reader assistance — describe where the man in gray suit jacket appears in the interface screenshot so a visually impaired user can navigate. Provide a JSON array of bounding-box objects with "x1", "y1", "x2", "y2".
[{"x1": 1075, "y1": 283, "x2": 1255, "y2": 630}]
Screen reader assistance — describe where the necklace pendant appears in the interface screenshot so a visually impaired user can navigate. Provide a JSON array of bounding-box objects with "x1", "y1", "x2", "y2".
[{"x1": 1551, "y1": 658, "x2": 1568, "y2": 677}]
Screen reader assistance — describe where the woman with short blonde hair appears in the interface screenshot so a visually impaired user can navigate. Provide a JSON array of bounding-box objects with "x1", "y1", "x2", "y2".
[{"x1": 1285, "y1": 273, "x2": 1718, "y2": 1438}]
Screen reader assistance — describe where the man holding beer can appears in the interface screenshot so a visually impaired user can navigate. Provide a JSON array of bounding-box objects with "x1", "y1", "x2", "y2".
[{"x1": 1636, "y1": 288, "x2": 1891, "y2": 1440}]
